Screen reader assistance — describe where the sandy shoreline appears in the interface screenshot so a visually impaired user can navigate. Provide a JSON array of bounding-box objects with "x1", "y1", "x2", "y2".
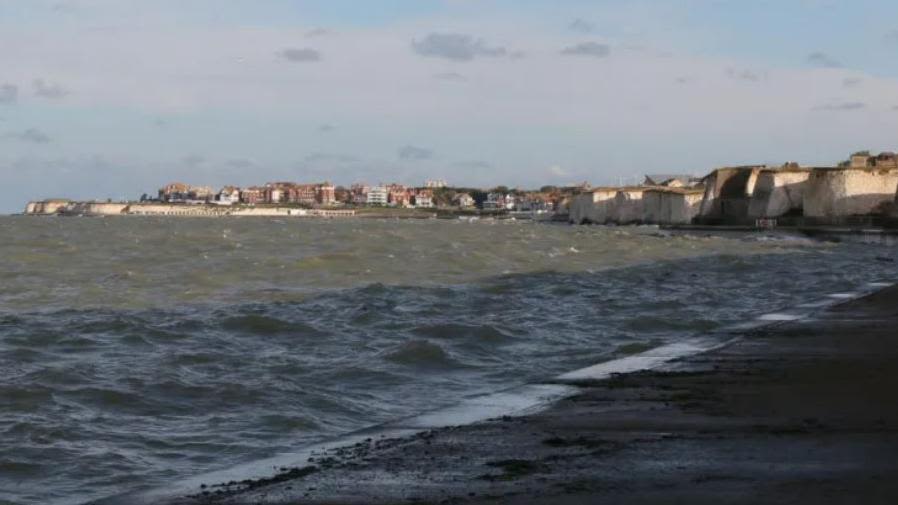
[{"x1": 84, "y1": 281, "x2": 898, "y2": 505}]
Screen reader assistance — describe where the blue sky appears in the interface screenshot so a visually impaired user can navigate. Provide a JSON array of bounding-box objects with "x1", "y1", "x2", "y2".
[{"x1": 1, "y1": 0, "x2": 898, "y2": 212}]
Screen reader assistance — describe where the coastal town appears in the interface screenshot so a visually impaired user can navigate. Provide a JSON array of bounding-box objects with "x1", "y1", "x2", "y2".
[{"x1": 23, "y1": 150, "x2": 898, "y2": 228}]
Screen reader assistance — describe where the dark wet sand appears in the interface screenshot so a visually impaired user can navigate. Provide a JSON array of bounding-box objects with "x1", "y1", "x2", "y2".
[{"x1": 165, "y1": 286, "x2": 898, "y2": 505}]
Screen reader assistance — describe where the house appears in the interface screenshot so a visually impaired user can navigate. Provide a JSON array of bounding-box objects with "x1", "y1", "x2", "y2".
[
  {"x1": 424, "y1": 179, "x2": 448, "y2": 188},
  {"x1": 239, "y1": 187, "x2": 265, "y2": 205},
  {"x1": 217, "y1": 186, "x2": 241, "y2": 205},
  {"x1": 281, "y1": 184, "x2": 316, "y2": 205},
  {"x1": 453, "y1": 193, "x2": 475, "y2": 209},
  {"x1": 415, "y1": 190, "x2": 434, "y2": 208},
  {"x1": 265, "y1": 186, "x2": 284, "y2": 204},
  {"x1": 482, "y1": 192, "x2": 508, "y2": 210},
  {"x1": 158, "y1": 182, "x2": 191, "y2": 202},
  {"x1": 317, "y1": 183, "x2": 336, "y2": 206},
  {"x1": 350, "y1": 184, "x2": 369, "y2": 205},
  {"x1": 367, "y1": 186, "x2": 388, "y2": 206},
  {"x1": 388, "y1": 185, "x2": 411, "y2": 207}
]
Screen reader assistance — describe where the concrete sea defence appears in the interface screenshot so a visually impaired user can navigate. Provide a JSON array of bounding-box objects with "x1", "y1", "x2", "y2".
[
  {"x1": 86, "y1": 281, "x2": 898, "y2": 505},
  {"x1": 22, "y1": 201, "x2": 356, "y2": 218}
]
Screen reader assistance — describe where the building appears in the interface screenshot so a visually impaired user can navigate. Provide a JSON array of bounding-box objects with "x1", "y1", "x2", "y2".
[
  {"x1": 414, "y1": 189, "x2": 434, "y2": 208},
  {"x1": 317, "y1": 183, "x2": 336, "y2": 206},
  {"x1": 264, "y1": 186, "x2": 284, "y2": 204},
  {"x1": 285, "y1": 184, "x2": 317, "y2": 205},
  {"x1": 388, "y1": 185, "x2": 411, "y2": 207},
  {"x1": 217, "y1": 186, "x2": 241, "y2": 205},
  {"x1": 482, "y1": 192, "x2": 508, "y2": 210},
  {"x1": 240, "y1": 187, "x2": 265, "y2": 205},
  {"x1": 367, "y1": 186, "x2": 388, "y2": 206},
  {"x1": 158, "y1": 183, "x2": 214, "y2": 202},
  {"x1": 350, "y1": 184, "x2": 369, "y2": 205},
  {"x1": 158, "y1": 182, "x2": 191, "y2": 202},
  {"x1": 453, "y1": 193, "x2": 475, "y2": 209},
  {"x1": 643, "y1": 174, "x2": 701, "y2": 188},
  {"x1": 424, "y1": 179, "x2": 448, "y2": 188},
  {"x1": 850, "y1": 151, "x2": 898, "y2": 170}
]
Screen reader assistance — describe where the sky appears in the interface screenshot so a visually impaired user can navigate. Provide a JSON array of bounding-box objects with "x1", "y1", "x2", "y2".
[{"x1": 1, "y1": 0, "x2": 898, "y2": 213}]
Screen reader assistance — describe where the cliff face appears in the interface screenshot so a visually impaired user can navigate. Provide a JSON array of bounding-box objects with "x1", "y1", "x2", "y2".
[
  {"x1": 610, "y1": 190, "x2": 647, "y2": 224},
  {"x1": 569, "y1": 190, "x2": 616, "y2": 224},
  {"x1": 804, "y1": 168, "x2": 898, "y2": 218},
  {"x1": 66, "y1": 202, "x2": 129, "y2": 215},
  {"x1": 644, "y1": 189, "x2": 704, "y2": 225},
  {"x1": 25, "y1": 200, "x2": 71, "y2": 215},
  {"x1": 698, "y1": 167, "x2": 762, "y2": 221},
  {"x1": 747, "y1": 170, "x2": 811, "y2": 219}
]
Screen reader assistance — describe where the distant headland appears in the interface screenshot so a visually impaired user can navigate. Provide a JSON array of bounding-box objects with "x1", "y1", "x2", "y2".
[{"x1": 22, "y1": 151, "x2": 898, "y2": 229}]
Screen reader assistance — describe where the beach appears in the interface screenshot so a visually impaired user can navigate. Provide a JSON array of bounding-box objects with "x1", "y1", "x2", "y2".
[{"x1": 138, "y1": 283, "x2": 898, "y2": 505}]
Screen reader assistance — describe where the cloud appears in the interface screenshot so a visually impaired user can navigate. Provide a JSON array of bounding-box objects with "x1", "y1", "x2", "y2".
[
  {"x1": 569, "y1": 19, "x2": 596, "y2": 34},
  {"x1": 33, "y1": 79, "x2": 68, "y2": 99},
  {"x1": 560, "y1": 42, "x2": 611, "y2": 58},
  {"x1": 412, "y1": 33, "x2": 514, "y2": 61},
  {"x1": 305, "y1": 28, "x2": 329, "y2": 38},
  {"x1": 225, "y1": 158, "x2": 256, "y2": 169},
  {"x1": 278, "y1": 47, "x2": 322, "y2": 63},
  {"x1": 807, "y1": 52, "x2": 842, "y2": 68},
  {"x1": 5, "y1": 128, "x2": 52, "y2": 143},
  {"x1": 453, "y1": 160, "x2": 493, "y2": 169},
  {"x1": 317, "y1": 124, "x2": 335, "y2": 133},
  {"x1": 813, "y1": 101, "x2": 866, "y2": 111},
  {"x1": 398, "y1": 145, "x2": 434, "y2": 161},
  {"x1": 304, "y1": 152, "x2": 359, "y2": 163},
  {"x1": 182, "y1": 154, "x2": 206, "y2": 166},
  {"x1": 726, "y1": 68, "x2": 765, "y2": 82},
  {"x1": 548, "y1": 165, "x2": 568, "y2": 177},
  {"x1": 433, "y1": 72, "x2": 467, "y2": 82},
  {"x1": 0, "y1": 84, "x2": 17, "y2": 104},
  {"x1": 842, "y1": 77, "x2": 862, "y2": 88}
]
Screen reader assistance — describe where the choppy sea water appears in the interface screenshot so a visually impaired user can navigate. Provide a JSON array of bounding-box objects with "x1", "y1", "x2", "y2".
[{"x1": 0, "y1": 216, "x2": 895, "y2": 505}]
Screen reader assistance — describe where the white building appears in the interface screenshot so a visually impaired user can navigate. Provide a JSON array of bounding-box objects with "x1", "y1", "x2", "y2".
[
  {"x1": 424, "y1": 179, "x2": 448, "y2": 188},
  {"x1": 453, "y1": 193, "x2": 475, "y2": 209},
  {"x1": 415, "y1": 195, "x2": 434, "y2": 208},
  {"x1": 216, "y1": 187, "x2": 241, "y2": 206},
  {"x1": 482, "y1": 192, "x2": 505, "y2": 210},
  {"x1": 367, "y1": 186, "x2": 388, "y2": 206}
]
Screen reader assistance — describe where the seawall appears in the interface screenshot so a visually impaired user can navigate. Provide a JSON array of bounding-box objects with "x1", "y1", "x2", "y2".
[{"x1": 22, "y1": 201, "x2": 356, "y2": 218}]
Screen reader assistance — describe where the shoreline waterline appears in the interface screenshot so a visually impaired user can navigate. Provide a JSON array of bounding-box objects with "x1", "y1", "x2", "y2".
[{"x1": 86, "y1": 280, "x2": 896, "y2": 505}]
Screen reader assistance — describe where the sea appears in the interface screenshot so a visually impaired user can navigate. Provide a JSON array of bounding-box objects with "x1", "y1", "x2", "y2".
[{"x1": 0, "y1": 216, "x2": 895, "y2": 505}]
